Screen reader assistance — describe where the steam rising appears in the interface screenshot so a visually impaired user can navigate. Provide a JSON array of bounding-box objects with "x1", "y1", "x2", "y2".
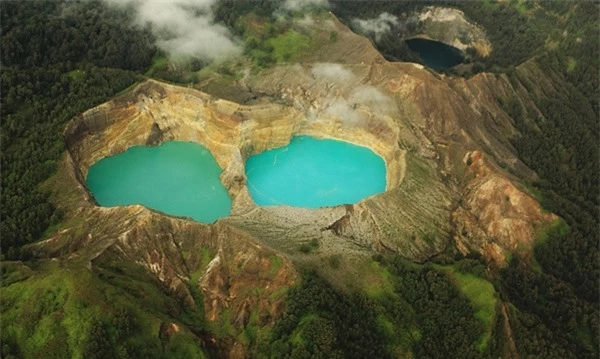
[
  {"x1": 311, "y1": 63, "x2": 356, "y2": 85},
  {"x1": 352, "y1": 12, "x2": 399, "y2": 42},
  {"x1": 324, "y1": 86, "x2": 394, "y2": 124},
  {"x1": 310, "y1": 63, "x2": 395, "y2": 124},
  {"x1": 104, "y1": 0, "x2": 240, "y2": 61},
  {"x1": 325, "y1": 98, "x2": 363, "y2": 123},
  {"x1": 349, "y1": 86, "x2": 394, "y2": 110}
]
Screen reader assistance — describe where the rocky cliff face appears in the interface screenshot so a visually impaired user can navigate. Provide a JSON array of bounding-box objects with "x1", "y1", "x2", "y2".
[
  {"x1": 38, "y1": 11, "x2": 557, "y2": 356},
  {"x1": 452, "y1": 151, "x2": 556, "y2": 263},
  {"x1": 410, "y1": 6, "x2": 492, "y2": 57}
]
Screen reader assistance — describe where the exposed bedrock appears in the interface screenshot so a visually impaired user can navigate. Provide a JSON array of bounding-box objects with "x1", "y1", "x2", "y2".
[{"x1": 64, "y1": 80, "x2": 405, "y2": 214}]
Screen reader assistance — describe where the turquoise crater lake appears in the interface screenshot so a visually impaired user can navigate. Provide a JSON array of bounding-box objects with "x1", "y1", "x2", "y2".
[
  {"x1": 86, "y1": 141, "x2": 232, "y2": 223},
  {"x1": 245, "y1": 136, "x2": 386, "y2": 208}
]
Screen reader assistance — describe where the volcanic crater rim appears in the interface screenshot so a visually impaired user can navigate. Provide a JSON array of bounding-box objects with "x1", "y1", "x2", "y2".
[{"x1": 64, "y1": 79, "x2": 406, "y2": 222}]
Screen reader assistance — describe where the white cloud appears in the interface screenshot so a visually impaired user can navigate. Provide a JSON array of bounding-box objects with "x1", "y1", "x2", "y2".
[
  {"x1": 104, "y1": 0, "x2": 240, "y2": 61},
  {"x1": 324, "y1": 85, "x2": 394, "y2": 124},
  {"x1": 352, "y1": 12, "x2": 399, "y2": 42},
  {"x1": 349, "y1": 86, "x2": 394, "y2": 112},
  {"x1": 296, "y1": 14, "x2": 316, "y2": 27},
  {"x1": 282, "y1": 0, "x2": 329, "y2": 12},
  {"x1": 325, "y1": 98, "x2": 363, "y2": 124},
  {"x1": 310, "y1": 63, "x2": 357, "y2": 84}
]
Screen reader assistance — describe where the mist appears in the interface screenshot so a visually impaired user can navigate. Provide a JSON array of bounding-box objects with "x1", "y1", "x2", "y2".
[
  {"x1": 352, "y1": 12, "x2": 399, "y2": 42},
  {"x1": 349, "y1": 86, "x2": 394, "y2": 112},
  {"x1": 310, "y1": 63, "x2": 395, "y2": 124},
  {"x1": 103, "y1": 0, "x2": 240, "y2": 62},
  {"x1": 325, "y1": 98, "x2": 363, "y2": 124},
  {"x1": 282, "y1": 0, "x2": 329, "y2": 12},
  {"x1": 311, "y1": 63, "x2": 357, "y2": 84}
]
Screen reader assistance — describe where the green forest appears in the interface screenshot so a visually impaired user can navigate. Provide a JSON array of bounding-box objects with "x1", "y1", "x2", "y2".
[
  {"x1": 1, "y1": 0, "x2": 599, "y2": 358},
  {"x1": 1, "y1": 1, "x2": 156, "y2": 257}
]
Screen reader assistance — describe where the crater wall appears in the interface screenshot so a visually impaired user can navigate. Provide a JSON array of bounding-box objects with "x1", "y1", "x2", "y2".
[{"x1": 65, "y1": 79, "x2": 406, "y2": 216}]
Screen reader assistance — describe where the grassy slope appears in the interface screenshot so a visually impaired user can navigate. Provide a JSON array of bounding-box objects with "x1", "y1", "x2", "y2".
[
  {"x1": 267, "y1": 29, "x2": 312, "y2": 62},
  {"x1": 1, "y1": 260, "x2": 207, "y2": 359},
  {"x1": 276, "y1": 257, "x2": 495, "y2": 357},
  {"x1": 351, "y1": 258, "x2": 497, "y2": 355},
  {"x1": 434, "y1": 264, "x2": 498, "y2": 352},
  {"x1": 359, "y1": 261, "x2": 421, "y2": 357}
]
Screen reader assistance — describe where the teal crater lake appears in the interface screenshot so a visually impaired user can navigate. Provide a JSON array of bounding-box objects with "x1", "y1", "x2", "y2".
[
  {"x1": 86, "y1": 141, "x2": 232, "y2": 223},
  {"x1": 245, "y1": 136, "x2": 387, "y2": 208}
]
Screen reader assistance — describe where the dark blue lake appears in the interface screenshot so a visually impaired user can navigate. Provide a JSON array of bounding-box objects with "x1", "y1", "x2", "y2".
[{"x1": 406, "y1": 38, "x2": 464, "y2": 69}]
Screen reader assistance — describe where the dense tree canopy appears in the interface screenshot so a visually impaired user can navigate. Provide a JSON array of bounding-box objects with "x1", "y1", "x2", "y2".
[{"x1": 1, "y1": 0, "x2": 156, "y2": 256}]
